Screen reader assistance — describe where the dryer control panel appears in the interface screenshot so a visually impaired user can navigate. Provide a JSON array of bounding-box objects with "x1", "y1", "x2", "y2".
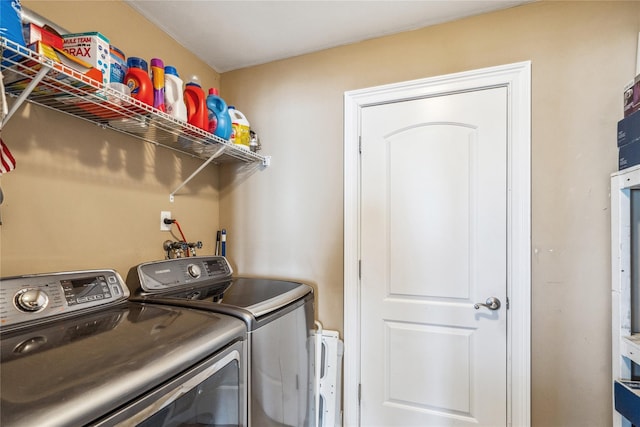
[
  {"x1": 132, "y1": 256, "x2": 233, "y2": 293},
  {"x1": 0, "y1": 269, "x2": 129, "y2": 329}
]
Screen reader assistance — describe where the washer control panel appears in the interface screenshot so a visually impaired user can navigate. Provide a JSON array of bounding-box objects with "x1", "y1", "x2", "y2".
[
  {"x1": 0, "y1": 269, "x2": 129, "y2": 328},
  {"x1": 133, "y1": 256, "x2": 233, "y2": 292}
]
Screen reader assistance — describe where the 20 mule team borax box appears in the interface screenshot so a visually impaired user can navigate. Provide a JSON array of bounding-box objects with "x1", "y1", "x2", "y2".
[{"x1": 62, "y1": 32, "x2": 110, "y2": 85}]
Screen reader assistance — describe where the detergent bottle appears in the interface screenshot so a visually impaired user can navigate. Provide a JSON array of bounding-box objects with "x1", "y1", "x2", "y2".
[
  {"x1": 183, "y1": 76, "x2": 208, "y2": 130},
  {"x1": 164, "y1": 66, "x2": 187, "y2": 122},
  {"x1": 150, "y1": 58, "x2": 166, "y2": 112},
  {"x1": 206, "y1": 88, "x2": 232, "y2": 140},
  {"x1": 124, "y1": 57, "x2": 153, "y2": 106},
  {"x1": 109, "y1": 45, "x2": 127, "y2": 84},
  {"x1": 228, "y1": 106, "x2": 251, "y2": 149}
]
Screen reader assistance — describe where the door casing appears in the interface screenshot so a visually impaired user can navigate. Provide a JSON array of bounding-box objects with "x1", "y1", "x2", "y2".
[{"x1": 343, "y1": 61, "x2": 531, "y2": 427}]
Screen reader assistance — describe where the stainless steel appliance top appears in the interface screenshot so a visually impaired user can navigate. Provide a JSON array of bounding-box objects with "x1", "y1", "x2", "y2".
[
  {"x1": 1, "y1": 269, "x2": 246, "y2": 427},
  {"x1": 128, "y1": 256, "x2": 313, "y2": 319},
  {"x1": 0, "y1": 269, "x2": 129, "y2": 330},
  {"x1": 126, "y1": 256, "x2": 317, "y2": 427}
]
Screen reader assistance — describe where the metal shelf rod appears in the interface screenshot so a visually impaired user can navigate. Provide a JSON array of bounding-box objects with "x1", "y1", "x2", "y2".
[
  {"x1": 1, "y1": 65, "x2": 49, "y2": 128},
  {"x1": 170, "y1": 145, "x2": 226, "y2": 202}
]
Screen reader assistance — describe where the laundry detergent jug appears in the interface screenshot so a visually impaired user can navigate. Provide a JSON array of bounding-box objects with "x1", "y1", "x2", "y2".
[
  {"x1": 184, "y1": 77, "x2": 207, "y2": 130},
  {"x1": 164, "y1": 66, "x2": 187, "y2": 121},
  {"x1": 228, "y1": 106, "x2": 250, "y2": 149},
  {"x1": 206, "y1": 88, "x2": 232, "y2": 140},
  {"x1": 124, "y1": 57, "x2": 153, "y2": 106}
]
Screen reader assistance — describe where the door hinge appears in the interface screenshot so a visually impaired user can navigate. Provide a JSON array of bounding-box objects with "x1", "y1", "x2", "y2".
[
  {"x1": 358, "y1": 383, "x2": 362, "y2": 403},
  {"x1": 358, "y1": 136, "x2": 362, "y2": 154},
  {"x1": 358, "y1": 260, "x2": 361, "y2": 279},
  {"x1": 506, "y1": 296, "x2": 510, "y2": 309}
]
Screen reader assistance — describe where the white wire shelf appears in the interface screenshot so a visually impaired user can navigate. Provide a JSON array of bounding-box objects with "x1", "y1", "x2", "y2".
[{"x1": 0, "y1": 36, "x2": 269, "y2": 168}]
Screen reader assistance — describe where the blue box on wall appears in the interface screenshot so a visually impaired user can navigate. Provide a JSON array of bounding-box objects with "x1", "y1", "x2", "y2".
[
  {"x1": 619, "y1": 140, "x2": 640, "y2": 170},
  {"x1": 618, "y1": 110, "x2": 640, "y2": 169},
  {"x1": 618, "y1": 109, "x2": 640, "y2": 147}
]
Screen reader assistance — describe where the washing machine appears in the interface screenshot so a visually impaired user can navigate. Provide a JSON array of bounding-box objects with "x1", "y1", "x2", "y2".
[
  {"x1": 0, "y1": 268, "x2": 247, "y2": 426},
  {"x1": 127, "y1": 256, "x2": 316, "y2": 427}
]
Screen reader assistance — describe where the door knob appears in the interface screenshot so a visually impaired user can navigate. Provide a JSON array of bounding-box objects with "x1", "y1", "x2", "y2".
[{"x1": 474, "y1": 297, "x2": 501, "y2": 310}]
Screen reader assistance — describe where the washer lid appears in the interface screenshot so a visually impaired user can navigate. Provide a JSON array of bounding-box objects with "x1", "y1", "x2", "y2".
[
  {"x1": 128, "y1": 257, "x2": 312, "y2": 318},
  {"x1": 149, "y1": 277, "x2": 313, "y2": 319},
  {"x1": 221, "y1": 277, "x2": 312, "y2": 317},
  {"x1": 1, "y1": 303, "x2": 245, "y2": 427}
]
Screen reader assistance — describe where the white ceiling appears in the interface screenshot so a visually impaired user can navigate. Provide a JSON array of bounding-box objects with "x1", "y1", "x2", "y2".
[{"x1": 125, "y1": 0, "x2": 530, "y2": 73}]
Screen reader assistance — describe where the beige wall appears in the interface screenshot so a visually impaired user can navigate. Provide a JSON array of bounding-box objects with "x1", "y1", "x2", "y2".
[
  {"x1": 220, "y1": 1, "x2": 639, "y2": 426},
  {"x1": 2, "y1": 1, "x2": 639, "y2": 426},
  {"x1": 1, "y1": 0, "x2": 222, "y2": 275}
]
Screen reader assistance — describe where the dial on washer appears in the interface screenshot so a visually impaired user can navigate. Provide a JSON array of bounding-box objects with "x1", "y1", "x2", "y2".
[
  {"x1": 187, "y1": 264, "x2": 201, "y2": 279},
  {"x1": 14, "y1": 288, "x2": 49, "y2": 312}
]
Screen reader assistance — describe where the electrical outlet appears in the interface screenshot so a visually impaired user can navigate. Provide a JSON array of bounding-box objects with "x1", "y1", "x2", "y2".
[{"x1": 160, "y1": 211, "x2": 172, "y2": 231}]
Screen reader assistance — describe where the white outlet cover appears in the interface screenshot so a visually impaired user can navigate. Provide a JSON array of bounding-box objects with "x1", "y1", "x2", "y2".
[{"x1": 160, "y1": 211, "x2": 172, "y2": 231}]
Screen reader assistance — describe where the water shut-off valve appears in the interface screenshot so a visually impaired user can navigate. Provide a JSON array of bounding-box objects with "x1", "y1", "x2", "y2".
[
  {"x1": 163, "y1": 240, "x2": 203, "y2": 259},
  {"x1": 161, "y1": 216, "x2": 202, "y2": 258}
]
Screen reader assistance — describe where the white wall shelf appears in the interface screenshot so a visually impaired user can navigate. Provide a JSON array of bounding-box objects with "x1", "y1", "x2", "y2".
[{"x1": 0, "y1": 36, "x2": 270, "y2": 200}]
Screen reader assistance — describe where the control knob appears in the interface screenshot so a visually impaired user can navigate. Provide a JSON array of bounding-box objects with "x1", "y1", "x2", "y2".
[
  {"x1": 187, "y1": 264, "x2": 201, "y2": 279},
  {"x1": 14, "y1": 288, "x2": 49, "y2": 312}
]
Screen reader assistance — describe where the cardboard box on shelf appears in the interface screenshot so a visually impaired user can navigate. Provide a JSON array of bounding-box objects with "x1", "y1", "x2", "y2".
[
  {"x1": 3, "y1": 41, "x2": 103, "y2": 95},
  {"x1": 22, "y1": 23, "x2": 63, "y2": 50},
  {"x1": 619, "y1": 139, "x2": 640, "y2": 170},
  {"x1": 624, "y1": 74, "x2": 640, "y2": 118},
  {"x1": 62, "y1": 32, "x2": 110, "y2": 85},
  {"x1": 618, "y1": 109, "x2": 640, "y2": 147}
]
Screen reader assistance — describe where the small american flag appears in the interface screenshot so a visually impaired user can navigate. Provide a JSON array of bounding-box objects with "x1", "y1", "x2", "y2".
[{"x1": 0, "y1": 138, "x2": 16, "y2": 174}]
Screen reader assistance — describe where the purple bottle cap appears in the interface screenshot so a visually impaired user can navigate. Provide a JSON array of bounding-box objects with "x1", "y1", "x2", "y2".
[{"x1": 150, "y1": 58, "x2": 164, "y2": 68}]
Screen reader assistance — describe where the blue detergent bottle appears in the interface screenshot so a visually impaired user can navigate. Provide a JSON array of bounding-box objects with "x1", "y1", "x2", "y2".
[{"x1": 207, "y1": 88, "x2": 232, "y2": 140}]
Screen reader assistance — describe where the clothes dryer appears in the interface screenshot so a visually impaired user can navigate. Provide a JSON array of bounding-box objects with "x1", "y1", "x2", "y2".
[{"x1": 127, "y1": 256, "x2": 316, "y2": 427}]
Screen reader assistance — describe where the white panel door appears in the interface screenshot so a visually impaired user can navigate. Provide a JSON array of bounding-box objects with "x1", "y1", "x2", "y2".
[{"x1": 360, "y1": 87, "x2": 508, "y2": 426}]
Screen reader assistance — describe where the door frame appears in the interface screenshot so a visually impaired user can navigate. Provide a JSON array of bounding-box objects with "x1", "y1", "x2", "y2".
[{"x1": 343, "y1": 61, "x2": 531, "y2": 426}]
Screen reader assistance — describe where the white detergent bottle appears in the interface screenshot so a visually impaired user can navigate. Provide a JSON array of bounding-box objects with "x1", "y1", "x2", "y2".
[
  {"x1": 164, "y1": 66, "x2": 188, "y2": 122},
  {"x1": 228, "y1": 106, "x2": 251, "y2": 149}
]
